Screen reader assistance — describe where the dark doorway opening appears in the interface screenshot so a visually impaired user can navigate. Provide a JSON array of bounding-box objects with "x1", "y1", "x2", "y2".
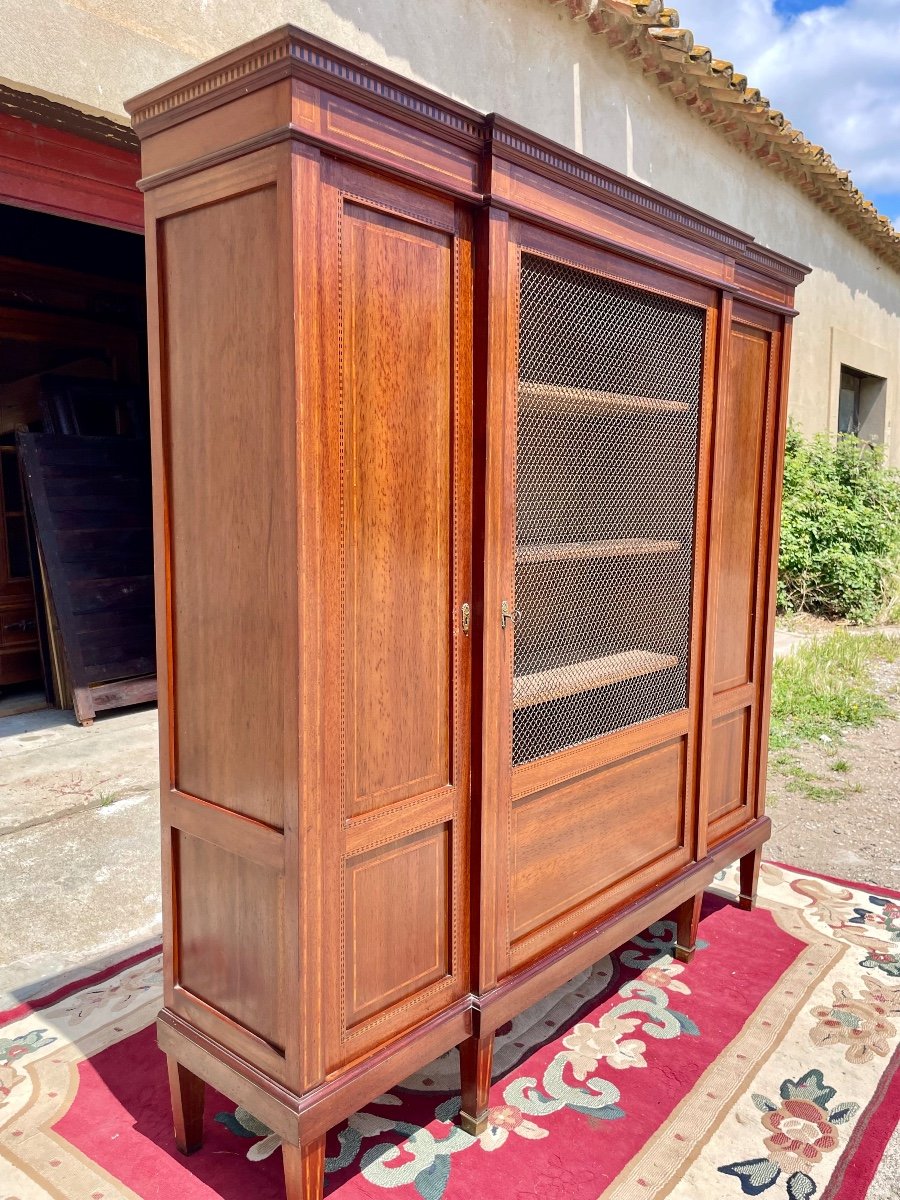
[{"x1": 0, "y1": 202, "x2": 153, "y2": 722}]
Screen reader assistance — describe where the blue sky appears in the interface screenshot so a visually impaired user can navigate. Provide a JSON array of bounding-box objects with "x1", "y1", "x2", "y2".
[
  {"x1": 670, "y1": 0, "x2": 900, "y2": 228},
  {"x1": 772, "y1": 0, "x2": 840, "y2": 14}
]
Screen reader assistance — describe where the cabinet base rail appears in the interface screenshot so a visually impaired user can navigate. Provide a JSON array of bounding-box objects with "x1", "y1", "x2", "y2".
[{"x1": 159, "y1": 817, "x2": 769, "y2": 1200}]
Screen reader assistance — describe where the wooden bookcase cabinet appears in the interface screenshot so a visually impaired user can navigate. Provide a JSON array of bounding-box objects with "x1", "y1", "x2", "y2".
[{"x1": 127, "y1": 28, "x2": 808, "y2": 1199}]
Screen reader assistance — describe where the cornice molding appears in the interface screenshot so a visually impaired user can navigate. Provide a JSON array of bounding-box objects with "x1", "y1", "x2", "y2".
[
  {"x1": 490, "y1": 115, "x2": 741, "y2": 250},
  {"x1": 288, "y1": 40, "x2": 483, "y2": 142},
  {"x1": 126, "y1": 26, "x2": 484, "y2": 148},
  {"x1": 486, "y1": 117, "x2": 808, "y2": 286},
  {"x1": 128, "y1": 39, "x2": 293, "y2": 127},
  {"x1": 126, "y1": 25, "x2": 809, "y2": 286}
]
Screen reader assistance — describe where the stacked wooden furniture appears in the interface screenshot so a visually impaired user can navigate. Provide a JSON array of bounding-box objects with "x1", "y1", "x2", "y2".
[
  {"x1": 127, "y1": 28, "x2": 808, "y2": 1200},
  {"x1": 0, "y1": 430, "x2": 38, "y2": 686},
  {"x1": 17, "y1": 428, "x2": 155, "y2": 724}
]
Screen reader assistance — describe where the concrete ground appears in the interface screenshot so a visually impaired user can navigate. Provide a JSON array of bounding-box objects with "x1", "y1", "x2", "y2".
[
  {"x1": 0, "y1": 703, "x2": 161, "y2": 1008},
  {"x1": 769, "y1": 623, "x2": 900, "y2": 893},
  {"x1": 773, "y1": 621, "x2": 900, "y2": 660}
]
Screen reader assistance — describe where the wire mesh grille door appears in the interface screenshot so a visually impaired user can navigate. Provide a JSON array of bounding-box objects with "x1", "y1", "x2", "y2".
[{"x1": 512, "y1": 253, "x2": 705, "y2": 767}]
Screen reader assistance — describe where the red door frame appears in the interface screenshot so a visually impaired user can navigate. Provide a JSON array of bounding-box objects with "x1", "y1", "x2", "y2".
[{"x1": 0, "y1": 111, "x2": 143, "y2": 232}]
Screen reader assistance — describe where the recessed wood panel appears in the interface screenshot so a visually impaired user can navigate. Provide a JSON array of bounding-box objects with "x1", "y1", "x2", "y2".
[
  {"x1": 176, "y1": 831, "x2": 285, "y2": 1052},
  {"x1": 708, "y1": 707, "x2": 751, "y2": 823},
  {"x1": 162, "y1": 186, "x2": 296, "y2": 827},
  {"x1": 511, "y1": 737, "x2": 686, "y2": 940},
  {"x1": 713, "y1": 323, "x2": 770, "y2": 692},
  {"x1": 342, "y1": 203, "x2": 453, "y2": 816},
  {"x1": 344, "y1": 825, "x2": 451, "y2": 1028}
]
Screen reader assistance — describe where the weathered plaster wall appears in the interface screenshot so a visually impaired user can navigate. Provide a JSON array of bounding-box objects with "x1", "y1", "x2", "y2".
[{"x1": 2, "y1": 0, "x2": 898, "y2": 460}]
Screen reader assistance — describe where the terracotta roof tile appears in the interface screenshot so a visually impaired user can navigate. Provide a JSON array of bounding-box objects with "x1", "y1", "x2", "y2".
[{"x1": 550, "y1": 0, "x2": 900, "y2": 267}]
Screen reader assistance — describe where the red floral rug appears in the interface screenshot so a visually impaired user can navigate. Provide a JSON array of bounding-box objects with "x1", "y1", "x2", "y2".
[{"x1": 2, "y1": 863, "x2": 898, "y2": 1200}]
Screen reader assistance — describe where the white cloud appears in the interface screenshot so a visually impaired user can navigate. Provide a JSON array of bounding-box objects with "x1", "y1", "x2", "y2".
[{"x1": 669, "y1": 0, "x2": 900, "y2": 202}]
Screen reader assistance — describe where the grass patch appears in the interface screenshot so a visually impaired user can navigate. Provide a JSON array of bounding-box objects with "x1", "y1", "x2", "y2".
[
  {"x1": 769, "y1": 630, "x2": 900, "y2": 749},
  {"x1": 774, "y1": 759, "x2": 843, "y2": 803},
  {"x1": 830, "y1": 759, "x2": 851, "y2": 773}
]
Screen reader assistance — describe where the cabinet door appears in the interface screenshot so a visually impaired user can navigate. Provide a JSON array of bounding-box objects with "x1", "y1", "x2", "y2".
[
  {"x1": 481, "y1": 225, "x2": 715, "y2": 977},
  {"x1": 317, "y1": 162, "x2": 473, "y2": 1066},
  {"x1": 705, "y1": 304, "x2": 783, "y2": 844}
]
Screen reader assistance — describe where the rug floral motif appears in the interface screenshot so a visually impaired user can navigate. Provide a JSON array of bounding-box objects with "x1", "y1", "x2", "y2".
[{"x1": 1, "y1": 864, "x2": 897, "y2": 1200}]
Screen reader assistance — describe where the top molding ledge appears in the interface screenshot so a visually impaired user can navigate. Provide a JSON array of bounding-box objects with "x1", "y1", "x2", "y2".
[{"x1": 125, "y1": 25, "x2": 808, "y2": 286}]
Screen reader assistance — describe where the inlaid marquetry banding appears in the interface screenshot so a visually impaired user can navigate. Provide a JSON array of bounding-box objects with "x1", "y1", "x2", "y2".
[
  {"x1": 344, "y1": 788, "x2": 456, "y2": 857},
  {"x1": 491, "y1": 130, "x2": 806, "y2": 284}
]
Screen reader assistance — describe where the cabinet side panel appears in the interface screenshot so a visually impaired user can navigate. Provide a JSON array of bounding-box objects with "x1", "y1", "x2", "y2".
[
  {"x1": 343, "y1": 203, "x2": 452, "y2": 816},
  {"x1": 712, "y1": 324, "x2": 769, "y2": 693},
  {"x1": 176, "y1": 831, "x2": 285, "y2": 1052},
  {"x1": 161, "y1": 187, "x2": 296, "y2": 826}
]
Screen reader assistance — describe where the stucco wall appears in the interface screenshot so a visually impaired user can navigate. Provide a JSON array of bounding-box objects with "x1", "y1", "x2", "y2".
[{"x1": 2, "y1": 0, "x2": 898, "y2": 461}]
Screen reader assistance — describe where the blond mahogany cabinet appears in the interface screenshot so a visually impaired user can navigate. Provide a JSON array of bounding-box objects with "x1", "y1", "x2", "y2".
[{"x1": 127, "y1": 27, "x2": 807, "y2": 1199}]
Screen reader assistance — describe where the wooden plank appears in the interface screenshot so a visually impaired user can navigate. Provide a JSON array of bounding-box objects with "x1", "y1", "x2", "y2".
[
  {"x1": 91, "y1": 674, "x2": 157, "y2": 712},
  {"x1": 511, "y1": 737, "x2": 687, "y2": 941},
  {"x1": 513, "y1": 649, "x2": 679, "y2": 710},
  {"x1": 516, "y1": 538, "x2": 681, "y2": 564},
  {"x1": 67, "y1": 574, "x2": 155, "y2": 615},
  {"x1": 511, "y1": 707, "x2": 689, "y2": 803},
  {"x1": 518, "y1": 379, "x2": 689, "y2": 414},
  {"x1": 168, "y1": 789, "x2": 285, "y2": 870}
]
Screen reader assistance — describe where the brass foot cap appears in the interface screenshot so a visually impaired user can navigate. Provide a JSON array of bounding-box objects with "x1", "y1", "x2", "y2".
[{"x1": 458, "y1": 1110, "x2": 488, "y2": 1136}]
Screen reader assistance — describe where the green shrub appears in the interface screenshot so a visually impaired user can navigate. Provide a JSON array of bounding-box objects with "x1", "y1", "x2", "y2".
[{"x1": 778, "y1": 427, "x2": 900, "y2": 623}]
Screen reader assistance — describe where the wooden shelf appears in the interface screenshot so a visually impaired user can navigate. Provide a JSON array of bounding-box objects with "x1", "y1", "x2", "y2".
[
  {"x1": 513, "y1": 649, "x2": 679, "y2": 710},
  {"x1": 518, "y1": 379, "x2": 690, "y2": 415},
  {"x1": 516, "y1": 538, "x2": 681, "y2": 565}
]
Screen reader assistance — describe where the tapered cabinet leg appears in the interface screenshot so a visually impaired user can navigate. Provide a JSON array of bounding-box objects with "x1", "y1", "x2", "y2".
[
  {"x1": 739, "y1": 845, "x2": 762, "y2": 911},
  {"x1": 458, "y1": 1032, "x2": 494, "y2": 1135},
  {"x1": 167, "y1": 1056, "x2": 205, "y2": 1154},
  {"x1": 673, "y1": 892, "x2": 703, "y2": 963},
  {"x1": 282, "y1": 1136, "x2": 326, "y2": 1200}
]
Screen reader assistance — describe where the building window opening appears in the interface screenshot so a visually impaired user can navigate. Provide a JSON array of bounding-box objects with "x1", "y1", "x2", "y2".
[{"x1": 838, "y1": 365, "x2": 886, "y2": 445}]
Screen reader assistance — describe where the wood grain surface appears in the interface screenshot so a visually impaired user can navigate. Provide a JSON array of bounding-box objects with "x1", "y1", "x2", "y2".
[{"x1": 132, "y1": 29, "x2": 805, "y2": 1200}]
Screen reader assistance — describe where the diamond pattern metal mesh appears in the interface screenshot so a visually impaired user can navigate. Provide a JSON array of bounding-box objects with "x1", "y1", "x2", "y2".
[{"x1": 512, "y1": 253, "x2": 704, "y2": 766}]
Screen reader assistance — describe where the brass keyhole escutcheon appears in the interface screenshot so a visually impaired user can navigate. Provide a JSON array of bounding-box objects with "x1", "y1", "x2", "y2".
[{"x1": 501, "y1": 599, "x2": 519, "y2": 630}]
